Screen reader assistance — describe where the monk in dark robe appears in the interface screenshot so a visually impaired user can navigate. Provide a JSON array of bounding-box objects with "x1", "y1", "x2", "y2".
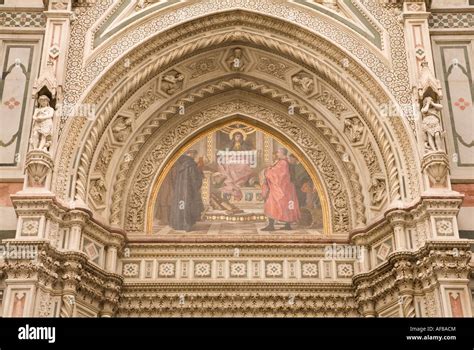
[
  {"x1": 169, "y1": 150, "x2": 204, "y2": 231},
  {"x1": 288, "y1": 154, "x2": 311, "y2": 208},
  {"x1": 155, "y1": 170, "x2": 175, "y2": 225},
  {"x1": 261, "y1": 148, "x2": 301, "y2": 231}
]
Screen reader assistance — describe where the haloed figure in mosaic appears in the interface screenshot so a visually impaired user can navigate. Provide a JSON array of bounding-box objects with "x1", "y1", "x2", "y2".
[
  {"x1": 261, "y1": 147, "x2": 301, "y2": 231},
  {"x1": 217, "y1": 130, "x2": 255, "y2": 201}
]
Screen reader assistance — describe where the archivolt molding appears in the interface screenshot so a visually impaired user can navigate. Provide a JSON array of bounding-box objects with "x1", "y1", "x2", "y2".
[
  {"x1": 63, "y1": 28, "x2": 414, "y2": 205},
  {"x1": 87, "y1": 0, "x2": 388, "y2": 57},
  {"x1": 54, "y1": 9, "x2": 422, "y2": 236},
  {"x1": 68, "y1": 11, "x2": 381, "y2": 107},
  {"x1": 67, "y1": 2, "x2": 404, "y2": 107},
  {"x1": 388, "y1": 116, "x2": 419, "y2": 200},
  {"x1": 121, "y1": 98, "x2": 354, "y2": 234},
  {"x1": 53, "y1": 116, "x2": 87, "y2": 198},
  {"x1": 105, "y1": 76, "x2": 383, "y2": 231}
]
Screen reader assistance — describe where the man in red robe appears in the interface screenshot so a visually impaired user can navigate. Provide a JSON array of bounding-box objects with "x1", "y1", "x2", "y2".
[{"x1": 261, "y1": 148, "x2": 301, "y2": 231}]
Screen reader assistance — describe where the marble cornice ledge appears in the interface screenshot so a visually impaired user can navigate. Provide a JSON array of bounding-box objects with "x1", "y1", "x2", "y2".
[
  {"x1": 0, "y1": 240, "x2": 123, "y2": 282},
  {"x1": 349, "y1": 193, "x2": 464, "y2": 245},
  {"x1": 10, "y1": 193, "x2": 127, "y2": 247},
  {"x1": 352, "y1": 240, "x2": 472, "y2": 285},
  {"x1": 1, "y1": 240, "x2": 123, "y2": 309},
  {"x1": 121, "y1": 281, "x2": 355, "y2": 293}
]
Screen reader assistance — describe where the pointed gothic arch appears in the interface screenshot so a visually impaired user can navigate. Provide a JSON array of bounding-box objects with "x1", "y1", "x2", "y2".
[
  {"x1": 146, "y1": 116, "x2": 331, "y2": 235},
  {"x1": 3, "y1": 0, "x2": 471, "y2": 319},
  {"x1": 54, "y1": 11, "x2": 421, "y2": 235}
]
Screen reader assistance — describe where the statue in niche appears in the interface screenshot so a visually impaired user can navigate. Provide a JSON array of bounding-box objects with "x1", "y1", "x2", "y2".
[
  {"x1": 30, "y1": 95, "x2": 54, "y2": 152},
  {"x1": 227, "y1": 48, "x2": 246, "y2": 72},
  {"x1": 421, "y1": 96, "x2": 444, "y2": 152}
]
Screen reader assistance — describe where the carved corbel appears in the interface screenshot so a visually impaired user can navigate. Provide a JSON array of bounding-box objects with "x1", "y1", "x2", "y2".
[
  {"x1": 392, "y1": 256, "x2": 415, "y2": 293},
  {"x1": 25, "y1": 150, "x2": 54, "y2": 188},
  {"x1": 100, "y1": 279, "x2": 122, "y2": 317},
  {"x1": 353, "y1": 277, "x2": 376, "y2": 317},
  {"x1": 421, "y1": 152, "x2": 449, "y2": 189},
  {"x1": 59, "y1": 259, "x2": 83, "y2": 317}
]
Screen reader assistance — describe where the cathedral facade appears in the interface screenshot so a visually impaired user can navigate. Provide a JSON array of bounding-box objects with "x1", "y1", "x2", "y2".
[{"x1": 0, "y1": 0, "x2": 473, "y2": 317}]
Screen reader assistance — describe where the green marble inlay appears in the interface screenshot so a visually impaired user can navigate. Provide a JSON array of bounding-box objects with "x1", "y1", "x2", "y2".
[
  {"x1": 0, "y1": 230, "x2": 16, "y2": 243},
  {"x1": 94, "y1": 0, "x2": 381, "y2": 49},
  {"x1": 459, "y1": 230, "x2": 474, "y2": 239},
  {"x1": 0, "y1": 45, "x2": 34, "y2": 167},
  {"x1": 295, "y1": 0, "x2": 381, "y2": 48},
  {"x1": 94, "y1": 0, "x2": 180, "y2": 48},
  {"x1": 441, "y1": 45, "x2": 474, "y2": 167}
]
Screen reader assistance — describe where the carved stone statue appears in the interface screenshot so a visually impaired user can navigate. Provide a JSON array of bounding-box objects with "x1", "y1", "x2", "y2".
[
  {"x1": 161, "y1": 70, "x2": 184, "y2": 94},
  {"x1": 421, "y1": 96, "x2": 444, "y2": 152},
  {"x1": 90, "y1": 178, "x2": 106, "y2": 205},
  {"x1": 369, "y1": 178, "x2": 386, "y2": 206},
  {"x1": 227, "y1": 48, "x2": 246, "y2": 71},
  {"x1": 30, "y1": 95, "x2": 54, "y2": 152},
  {"x1": 344, "y1": 117, "x2": 364, "y2": 143},
  {"x1": 292, "y1": 73, "x2": 314, "y2": 95},
  {"x1": 112, "y1": 115, "x2": 132, "y2": 142}
]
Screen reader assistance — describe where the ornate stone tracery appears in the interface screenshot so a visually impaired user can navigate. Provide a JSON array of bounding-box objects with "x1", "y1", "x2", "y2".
[
  {"x1": 124, "y1": 99, "x2": 354, "y2": 234},
  {"x1": 72, "y1": 42, "x2": 407, "y2": 231},
  {"x1": 55, "y1": 12, "x2": 416, "y2": 209},
  {"x1": 1, "y1": 0, "x2": 472, "y2": 318},
  {"x1": 103, "y1": 73, "x2": 387, "y2": 233}
]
